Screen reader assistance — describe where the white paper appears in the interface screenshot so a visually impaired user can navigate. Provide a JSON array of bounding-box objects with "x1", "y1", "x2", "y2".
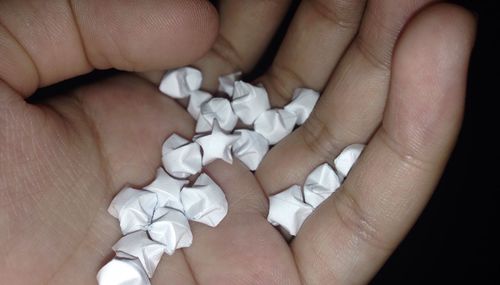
[
  {"x1": 147, "y1": 208, "x2": 193, "y2": 255},
  {"x1": 143, "y1": 168, "x2": 187, "y2": 212},
  {"x1": 195, "y1": 120, "x2": 240, "y2": 165},
  {"x1": 232, "y1": 129, "x2": 269, "y2": 171},
  {"x1": 267, "y1": 185, "x2": 313, "y2": 236},
  {"x1": 196, "y1": 98, "x2": 238, "y2": 133},
  {"x1": 254, "y1": 109, "x2": 298, "y2": 145},
  {"x1": 97, "y1": 258, "x2": 151, "y2": 285},
  {"x1": 218, "y1": 71, "x2": 242, "y2": 96},
  {"x1": 303, "y1": 163, "x2": 341, "y2": 208},
  {"x1": 112, "y1": 231, "x2": 166, "y2": 278},
  {"x1": 162, "y1": 134, "x2": 202, "y2": 178},
  {"x1": 159, "y1": 67, "x2": 202, "y2": 99},
  {"x1": 108, "y1": 187, "x2": 158, "y2": 235},
  {"x1": 231, "y1": 81, "x2": 271, "y2": 125},
  {"x1": 334, "y1": 144, "x2": 365, "y2": 181},
  {"x1": 284, "y1": 88, "x2": 320, "y2": 125},
  {"x1": 187, "y1": 90, "x2": 212, "y2": 119},
  {"x1": 181, "y1": 173, "x2": 228, "y2": 227}
]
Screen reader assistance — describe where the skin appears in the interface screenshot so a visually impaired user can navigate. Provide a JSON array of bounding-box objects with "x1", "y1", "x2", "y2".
[{"x1": 0, "y1": 0, "x2": 476, "y2": 284}]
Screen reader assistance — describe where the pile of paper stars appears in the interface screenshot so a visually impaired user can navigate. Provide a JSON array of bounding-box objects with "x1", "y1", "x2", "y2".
[{"x1": 97, "y1": 67, "x2": 364, "y2": 285}]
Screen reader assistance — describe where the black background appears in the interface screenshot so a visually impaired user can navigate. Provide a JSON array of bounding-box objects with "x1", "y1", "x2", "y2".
[{"x1": 32, "y1": 0, "x2": 499, "y2": 283}]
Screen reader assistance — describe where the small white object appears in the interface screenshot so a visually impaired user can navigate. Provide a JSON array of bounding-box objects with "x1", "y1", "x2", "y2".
[
  {"x1": 181, "y1": 173, "x2": 228, "y2": 227},
  {"x1": 284, "y1": 88, "x2": 320, "y2": 125},
  {"x1": 196, "y1": 98, "x2": 238, "y2": 133},
  {"x1": 195, "y1": 121, "x2": 240, "y2": 165},
  {"x1": 97, "y1": 258, "x2": 151, "y2": 285},
  {"x1": 303, "y1": 163, "x2": 341, "y2": 208},
  {"x1": 267, "y1": 185, "x2": 313, "y2": 236},
  {"x1": 231, "y1": 81, "x2": 271, "y2": 125},
  {"x1": 159, "y1": 67, "x2": 202, "y2": 99},
  {"x1": 112, "y1": 231, "x2": 166, "y2": 278},
  {"x1": 147, "y1": 208, "x2": 193, "y2": 255},
  {"x1": 108, "y1": 187, "x2": 158, "y2": 235},
  {"x1": 254, "y1": 109, "x2": 298, "y2": 145},
  {"x1": 162, "y1": 134, "x2": 202, "y2": 178},
  {"x1": 334, "y1": 144, "x2": 365, "y2": 181},
  {"x1": 187, "y1": 90, "x2": 212, "y2": 119},
  {"x1": 143, "y1": 168, "x2": 187, "y2": 212},
  {"x1": 232, "y1": 129, "x2": 269, "y2": 171},
  {"x1": 218, "y1": 71, "x2": 242, "y2": 96}
]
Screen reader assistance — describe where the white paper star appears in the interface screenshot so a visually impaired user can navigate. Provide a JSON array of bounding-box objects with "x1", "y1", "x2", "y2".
[
  {"x1": 284, "y1": 88, "x2": 319, "y2": 125},
  {"x1": 333, "y1": 144, "x2": 365, "y2": 181},
  {"x1": 97, "y1": 258, "x2": 151, "y2": 285},
  {"x1": 161, "y1": 134, "x2": 202, "y2": 178},
  {"x1": 187, "y1": 90, "x2": 212, "y2": 119},
  {"x1": 159, "y1": 67, "x2": 202, "y2": 99},
  {"x1": 195, "y1": 97, "x2": 238, "y2": 132},
  {"x1": 232, "y1": 129, "x2": 269, "y2": 171},
  {"x1": 303, "y1": 163, "x2": 341, "y2": 208},
  {"x1": 143, "y1": 168, "x2": 188, "y2": 212},
  {"x1": 231, "y1": 81, "x2": 271, "y2": 125},
  {"x1": 147, "y1": 208, "x2": 193, "y2": 255},
  {"x1": 218, "y1": 71, "x2": 242, "y2": 96},
  {"x1": 254, "y1": 109, "x2": 298, "y2": 145},
  {"x1": 195, "y1": 120, "x2": 240, "y2": 165}
]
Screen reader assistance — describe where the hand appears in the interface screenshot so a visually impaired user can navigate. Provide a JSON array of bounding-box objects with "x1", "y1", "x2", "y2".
[{"x1": 0, "y1": 1, "x2": 475, "y2": 285}]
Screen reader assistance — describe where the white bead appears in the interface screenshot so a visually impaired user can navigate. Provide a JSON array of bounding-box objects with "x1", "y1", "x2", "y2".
[
  {"x1": 161, "y1": 134, "x2": 202, "y2": 178},
  {"x1": 284, "y1": 88, "x2": 319, "y2": 125},
  {"x1": 267, "y1": 185, "x2": 313, "y2": 236},
  {"x1": 232, "y1": 129, "x2": 269, "y2": 171},
  {"x1": 181, "y1": 173, "x2": 228, "y2": 227},
  {"x1": 334, "y1": 144, "x2": 365, "y2": 181},
  {"x1": 231, "y1": 81, "x2": 271, "y2": 125},
  {"x1": 254, "y1": 109, "x2": 297, "y2": 145},
  {"x1": 159, "y1": 67, "x2": 202, "y2": 99},
  {"x1": 196, "y1": 98, "x2": 238, "y2": 133},
  {"x1": 303, "y1": 163, "x2": 341, "y2": 208}
]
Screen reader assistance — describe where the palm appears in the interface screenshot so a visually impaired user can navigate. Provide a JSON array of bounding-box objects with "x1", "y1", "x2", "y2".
[{"x1": 0, "y1": 1, "x2": 475, "y2": 284}]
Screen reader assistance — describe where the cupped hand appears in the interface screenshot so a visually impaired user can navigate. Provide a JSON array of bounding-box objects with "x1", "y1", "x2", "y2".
[{"x1": 0, "y1": 0, "x2": 475, "y2": 284}]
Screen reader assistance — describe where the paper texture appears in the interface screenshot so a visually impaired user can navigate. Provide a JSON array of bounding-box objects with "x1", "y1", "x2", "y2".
[
  {"x1": 112, "y1": 231, "x2": 166, "y2": 278},
  {"x1": 187, "y1": 90, "x2": 212, "y2": 119},
  {"x1": 334, "y1": 144, "x2": 365, "y2": 181},
  {"x1": 143, "y1": 168, "x2": 187, "y2": 212},
  {"x1": 303, "y1": 163, "x2": 341, "y2": 208},
  {"x1": 181, "y1": 173, "x2": 228, "y2": 227},
  {"x1": 267, "y1": 185, "x2": 313, "y2": 236},
  {"x1": 147, "y1": 208, "x2": 193, "y2": 255},
  {"x1": 284, "y1": 88, "x2": 320, "y2": 125},
  {"x1": 196, "y1": 98, "x2": 238, "y2": 133},
  {"x1": 232, "y1": 129, "x2": 269, "y2": 171},
  {"x1": 218, "y1": 71, "x2": 242, "y2": 96},
  {"x1": 231, "y1": 81, "x2": 271, "y2": 125},
  {"x1": 159, "y1": 67, "x2": 202, "y2": 99},
  {"x1": 254, "y1": 109, "x2": 298, "y2": 145},
  {"x1": 162, "y1": 134, "x2": 202, "y2": 178},
  {"x1": 97, "y1": 258, "x2": 151, "y2": 285},
  {"x1": 195, "y1": 120, "x2": 240, "y2": 165}
]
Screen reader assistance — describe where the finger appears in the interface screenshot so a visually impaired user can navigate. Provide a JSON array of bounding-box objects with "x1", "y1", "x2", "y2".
[
  {"x1": 257, "y1": 0, "x2": 367, "y2": 106},
  {"x1": 256, "y1": 0, "x2": 435, "y2": 195},
  {"x1": 182, "y1": 160, "x2": 301, "y2": 284},
  {"x1": 0, "y1": 0, "x2": 218, "y2": 97},
  {"x1": 193, "y1": 0, "x2": 293, "y2": 90},
  {"x1": 292, "y1": 4, "x2": 476, "y2": 284}
]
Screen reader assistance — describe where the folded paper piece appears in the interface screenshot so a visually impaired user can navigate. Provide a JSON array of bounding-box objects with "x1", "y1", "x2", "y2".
[
  {"x1": 232, "y1": 129, "x2": 269, "y2": 171},
  {"x1": 218, "y1": 71, "x2": 242, "y2": 96},
  {"x1": 284, "y1": 88, "x2": 320, "y2": 125},
  {"x1": 159, "y1": 67, "x2": 202, "y2": 99},
  {"x1": 147, "y1": 208, "x2": 193, "y2": 255},
  {"x1": 143, "y1": 168, "x2": 187, "y2": 212},
  {"x1": 181, "y1": 173, "x2": 228, "y2": 227},
  {"x1": 97, "y1": 258, "x2": 151, "y2": 285},
  {"x1": 254, "y1": 109, "x2": 298, "y2": 145},
  {"x1": 112, "y1": 231, "x2": 166, "y2": 278},
  {"x1": 196, "y1": 98, "x2": 239, "y2": 133},
  {"x1": 303, "y1": 163, "x2": 341, "y2": 208},
  {"x1": 162, "y1": 134, "x2": 202, "y2": 178},
  {"x1": 231, "y1": 81, "x2": 271, "y2": 125},
  {"x1": 267, "y1": 185, "x2": 313, "y2": 236},
  {"x1": 195, "y1": 120, "x2": 240, "y2": 165},
  {"x1": 108, "y1": 187, "x2": 158, "y2": 235},
  {"x1": 187, "y1": 90, "x2": 212, "y2": 119},
  {"x1": 334, "y1": 144, "x2": 365, "y2": 181}
]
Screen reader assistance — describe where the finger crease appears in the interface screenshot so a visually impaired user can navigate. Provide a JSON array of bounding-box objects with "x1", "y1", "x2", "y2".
[
  {"x1": 301, "y1": 112, "x2": 343, "y2": 160},
  {"x1": 354, "y1": 36, "x2": 391, "y2": 71},
  {"x1": 210, "y1": 34, "x2": 245, "y2": 72},
  {"x1": 305, "y1": 0, "x2": 362, "y2": 30}
]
